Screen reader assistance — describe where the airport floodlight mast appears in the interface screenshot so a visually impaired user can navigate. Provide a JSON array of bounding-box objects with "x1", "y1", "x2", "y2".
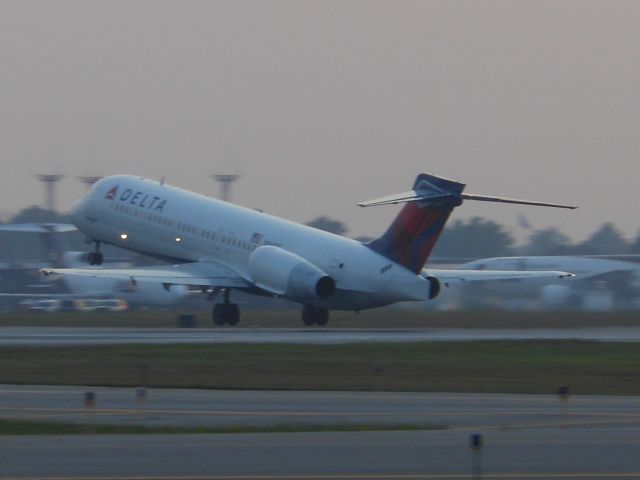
[
  {"x1": 34, "y1": 174, "x2": 65, "y2": 212},
  {"x1": 78, "y1": 176, "x2": 102, "y2": 189},
  {"x1": 211, "y1": 174, "x2": 241, "y2": 202}
]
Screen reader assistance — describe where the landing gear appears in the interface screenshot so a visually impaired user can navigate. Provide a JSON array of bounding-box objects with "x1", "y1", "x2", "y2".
[
  {"x1": 302, "y1": 305, "x2": 329, "y2": 326},
  {"x1": 212, "y1": 289, "x2": 240, "y2": 326},
  {"x1": 88, "y1": 242, "x2": 103, "y2": 266}
]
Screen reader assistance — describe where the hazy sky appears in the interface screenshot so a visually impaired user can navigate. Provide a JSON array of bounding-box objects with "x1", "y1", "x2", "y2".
[{"x1": 1, "y1": 0, "x2": 638, "y2": 243}]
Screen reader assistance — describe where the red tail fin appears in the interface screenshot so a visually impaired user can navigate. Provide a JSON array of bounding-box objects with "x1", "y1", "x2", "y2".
[{"x1": 366, "y1": 174, "x2": 464, "y2": 273}]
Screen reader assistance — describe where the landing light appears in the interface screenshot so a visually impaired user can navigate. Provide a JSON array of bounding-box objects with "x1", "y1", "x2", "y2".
[
  {"x1": 175, "y1": 237, "x2": 181, "y2": 243},
  {"x1": 120, "y1": 233, "x2": 128, "y2": 240}
]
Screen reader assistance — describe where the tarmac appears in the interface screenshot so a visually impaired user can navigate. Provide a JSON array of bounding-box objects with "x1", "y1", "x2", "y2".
[
  {"x1": 3, "y1": 326, "x2": 640, "y2": 345},
  {"x1": 1, "y1": 385, "x2": 640, "y2": 478}
]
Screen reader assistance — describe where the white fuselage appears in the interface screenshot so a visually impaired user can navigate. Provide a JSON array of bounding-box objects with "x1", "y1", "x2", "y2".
[{"x1": 72, "y1": 175, "x2": 431, "y2": 310}]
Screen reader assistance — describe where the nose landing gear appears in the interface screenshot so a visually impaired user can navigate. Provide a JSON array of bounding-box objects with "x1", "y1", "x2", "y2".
[{"x1": 88, "y1": 241, "x2": 103, "y2": 265}]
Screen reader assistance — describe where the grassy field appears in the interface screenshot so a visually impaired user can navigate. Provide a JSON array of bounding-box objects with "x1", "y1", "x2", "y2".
[
  {"x1": 1, "y1": 341, "x2": 639, "y2": 395},
  {"x1": 0, "y1": 308, "x2": 639, "y2": 328},
  {"x1": 0, "y1": 419, "x2": 443, "y2": 435}
]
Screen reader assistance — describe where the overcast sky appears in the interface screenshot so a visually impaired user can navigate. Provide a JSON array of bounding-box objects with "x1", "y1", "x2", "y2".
[{"x1": 1, "y1": 0, "x2": 638, "y2": 243}]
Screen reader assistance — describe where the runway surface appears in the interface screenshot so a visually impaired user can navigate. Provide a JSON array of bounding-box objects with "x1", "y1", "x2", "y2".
[
  {"x1": 2, "y1": 326, "x2": 640, "y2": 345},
  {"x1": 1, "y1": 385, "x2": 640, "y2": 478}
]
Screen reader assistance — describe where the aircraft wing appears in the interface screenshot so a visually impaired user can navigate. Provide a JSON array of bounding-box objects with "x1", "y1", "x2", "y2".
[
  {"x1": 0, "y1": 223, "x2": 77, "y2": 233},
  {"x1": 425, "y1": 269, "x2": 575, "y2": 285},
  {"x1": 0, "y1": 292, "x2": 106, "y2": 298},
  {"x1": 41, "y1": 260, "x2": 250, "y2": 289}
]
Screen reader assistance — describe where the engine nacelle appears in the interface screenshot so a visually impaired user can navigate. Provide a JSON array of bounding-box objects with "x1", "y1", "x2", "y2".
[
  {"x1": 248, "y1": 246, "x2": 336, "y2": 300},
  {"x1": 540, "y1": 284, "x2": 572, "y2": 308},
  {"x1": 426, "y1": 276, "x2": 441, "y2": 299}
]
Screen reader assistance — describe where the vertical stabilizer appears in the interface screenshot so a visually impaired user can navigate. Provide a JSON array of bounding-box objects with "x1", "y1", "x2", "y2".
[{"x1": 365, "y1": 174, "x2": 465, "y2": 273}]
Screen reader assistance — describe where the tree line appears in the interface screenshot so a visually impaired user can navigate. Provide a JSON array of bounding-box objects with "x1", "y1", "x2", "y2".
[{"x1": 306, "y1": 215, "x2": 640, "y2": 259}]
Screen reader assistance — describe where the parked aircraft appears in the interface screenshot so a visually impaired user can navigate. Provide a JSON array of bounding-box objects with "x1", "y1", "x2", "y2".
[
  {"x1": 0, "y1": 223, "x2": 188, "y2": 309},
  {"x1": 457, "y1": 255, "x2": 640, "y2": 310},
  {"x1": 43, "y1": 173, "x2": 576, "y2": 325}
]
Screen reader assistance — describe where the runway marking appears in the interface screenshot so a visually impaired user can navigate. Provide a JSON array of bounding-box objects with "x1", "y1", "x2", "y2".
[
  {"x1": 0, "y1": 405, "x2": 640, "y2": 424},
  {"x1": 3, "y1": 473, "x2": 640, "y2": 479},
  {"x1": 0, "y1": 387, "x2": 638, "y2": 410}
]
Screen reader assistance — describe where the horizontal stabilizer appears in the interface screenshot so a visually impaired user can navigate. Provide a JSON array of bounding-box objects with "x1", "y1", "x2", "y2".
[
  {"x1": 358, "y1": 175, "x2": 577, "y2": 210},
  {"x1": 357, "y1": 190, "x2": 426, "y2": 207},
  {"x1": 460, "y1": 194, "x2": 577, "y2": 210}
]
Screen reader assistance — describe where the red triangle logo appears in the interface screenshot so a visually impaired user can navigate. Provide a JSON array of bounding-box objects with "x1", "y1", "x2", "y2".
[{"x1": 105, "y1": 186, "x2": 118, "y2": 200}]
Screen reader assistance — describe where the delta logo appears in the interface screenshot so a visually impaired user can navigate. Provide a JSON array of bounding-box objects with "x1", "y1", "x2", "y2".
[
  {"x1": 105, "y1": 186, "x2": 118, "y2": 200},
  {"x1": 105, "y1": 185, "x2": 167, "y2": 212}
]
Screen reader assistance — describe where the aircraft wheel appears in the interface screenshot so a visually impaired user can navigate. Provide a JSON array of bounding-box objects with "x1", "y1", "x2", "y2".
[
  {"x1": 302, "y1": 305, "x2": 315, "y2": 326},
  {"x1": 315, "y1": 308, "x2": 329, "y2": 326},
  {"x1": 212, "y1": 304, "x2": 227, "y2": 325},
  {"x1": 302, "y1": 306, "x2": 329, "y2": 326},
  {"x1": 88, "y1": 251, "x2": 104, "y2": 265},
  {"x1": 212, "y1": 303, "x2": 240, "y2": 326},
  {"x1": 226, "y1": 303, "x2": 240, "y2": 326}
]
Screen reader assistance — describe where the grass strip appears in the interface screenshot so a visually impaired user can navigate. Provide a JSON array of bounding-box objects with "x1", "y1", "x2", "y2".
[
  {"x1": 0, "y1": 418, "x2": 445, "y2": 435},
  {"x1": 1, "y1": 340, "x2": 639, "y2": 395}
]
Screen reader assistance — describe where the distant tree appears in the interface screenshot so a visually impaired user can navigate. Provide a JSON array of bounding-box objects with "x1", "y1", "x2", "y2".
[
  {"x1": 431, "y1": 217, "x2": 515, "y2": 259},
  {"x1": 628, "y1": 229, "x2": 640, "y2": 254},
  {"x1": 577, "y1": 222, "x2": 627, "y2": 255},
  {"x1": 523, "y1": 227, "x2": 571, "y2": 255},
  {"x1": 9, "y1": 206, "x2": 73, "y2": 224},
  {"x1": 305, "y1": 216, "x2": 348, "y2": 236}
]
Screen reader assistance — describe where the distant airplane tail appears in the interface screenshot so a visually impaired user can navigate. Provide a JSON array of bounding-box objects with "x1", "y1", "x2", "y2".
[
  {"x1": 0, "y1": 223, "x2": 76, "y2": 268},
  {"x1": 360, "y1": 173, "x2": 576, "y2": 274}
]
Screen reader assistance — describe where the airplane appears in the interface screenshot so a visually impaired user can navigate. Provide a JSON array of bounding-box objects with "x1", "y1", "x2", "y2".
[
  {"x1": 455, "y1": 255, "x2": 640, "y2": 310},
  {"x1": 42, "y1": 172, "x2": 576, "y2": 325},
  {"x1": 0, "y1": 223, "x2": 188, "y2": 309}
]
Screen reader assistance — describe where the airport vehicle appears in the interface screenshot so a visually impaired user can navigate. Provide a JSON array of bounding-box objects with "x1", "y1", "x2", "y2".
[{"x1": 44, "y1": 173, "x2": 575, "y2": 325}]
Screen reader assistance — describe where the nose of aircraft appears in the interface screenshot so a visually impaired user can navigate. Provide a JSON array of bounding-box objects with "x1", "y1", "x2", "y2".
[{"x1": 70, "y1": 195, "x2": 88, "y2": 225}]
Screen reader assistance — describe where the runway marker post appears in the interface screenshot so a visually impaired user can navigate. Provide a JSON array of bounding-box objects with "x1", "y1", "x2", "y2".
[
  {"x1": 470, "y1": 433, "x2": 483, "y2": 479},
  {"x1": 558, "y1": 385, "x2": 570, "y2": 427},
  {"x1": 84, "y1": 391, "x2": 96, "y2": 433},
  {"x1": 136, "y1": 365, "x2": 149, "y2": 421},
  {"x1": 136, "y1": 387, "x2": 147, "y2": 421}
]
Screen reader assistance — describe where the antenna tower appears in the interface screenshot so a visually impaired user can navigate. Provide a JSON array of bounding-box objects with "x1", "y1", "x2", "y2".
[
  {"x1": 34, "y1": 174, "x2": 65, "y2": 211},
  {"x1": 211, "y1": 174, "x2": 241, "y2": 202},
  {"x1": 78, "y1": 176, "x2": 102, "y2": 189}
]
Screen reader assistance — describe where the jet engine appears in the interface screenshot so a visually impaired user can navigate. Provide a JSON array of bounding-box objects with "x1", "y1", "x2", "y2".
[
  {"x1": 540, "y1": 284, "x2": 573, "y2": 308},
  {"x1": 248, "y1": 246, "x2": 336, "y2": 300},
  {"x1": 425, "y1": 276, "x2": 440, "y2": 299}
]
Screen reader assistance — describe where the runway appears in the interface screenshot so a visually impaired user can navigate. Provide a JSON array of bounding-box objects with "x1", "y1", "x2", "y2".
[
  {"x1": 1, "y1": 386, "x2": 640, "y2": 478},
  {"x1": 2, "y1": 326, "x2": 640, "y2": 346},
  {"x1": 4, "y1": 429, "x2": 640, "y2": 479}
]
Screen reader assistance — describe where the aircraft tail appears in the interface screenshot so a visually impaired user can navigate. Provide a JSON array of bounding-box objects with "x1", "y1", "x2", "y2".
[
  {"x1": 0, "y1": 223, "x2": 75, "y2": 268},
  {"x1": 364, "y1": 174, "x2": 464, "y2": 273},
  {"x1": 360, "y1": 173, "x2": 576, "y2": 274}
]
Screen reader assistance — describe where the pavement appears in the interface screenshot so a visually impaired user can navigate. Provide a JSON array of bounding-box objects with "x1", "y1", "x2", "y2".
[
  {"x1": 3, "y1": 326, "x2": 640, "y2": 345},
  {"x1": 1, "y1": 385, "x2": 640, "y2": 478}
]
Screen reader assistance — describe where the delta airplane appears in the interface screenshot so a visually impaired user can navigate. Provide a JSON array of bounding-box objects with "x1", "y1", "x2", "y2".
[{"x1": 43, "y1": 173, "x2": 576, "y2": 325}]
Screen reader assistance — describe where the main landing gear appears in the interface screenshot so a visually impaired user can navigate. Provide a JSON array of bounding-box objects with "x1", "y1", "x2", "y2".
[
  {"x1": 212, "y1": 289, "x2": 240, "y2": 326},
  {"x1": 88, "y1": 241, "x2": 103, "y2": 266},
  {"x1": 302, "y1": 305, "x2": 329, "y2": 326}
]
